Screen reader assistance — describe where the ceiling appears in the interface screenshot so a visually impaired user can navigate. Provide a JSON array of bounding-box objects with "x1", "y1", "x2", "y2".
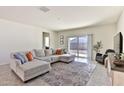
[{"x1": 0, "y1": 6, "x2": 123, "y2": 31}]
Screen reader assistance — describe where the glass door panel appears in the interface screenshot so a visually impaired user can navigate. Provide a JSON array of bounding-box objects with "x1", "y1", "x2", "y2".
[
  {"x1": 68, "y1": 37, "x2": 78, "y2": 56},
  {"x1": 68, "y1": 36, "x2": 88, "y2": 58},
  {"x1": 78, "y1": 36, "x2": 88, "y2": 58},
  {"x1": 68, "y1": 35, "x2": 92, "y2": 63}
]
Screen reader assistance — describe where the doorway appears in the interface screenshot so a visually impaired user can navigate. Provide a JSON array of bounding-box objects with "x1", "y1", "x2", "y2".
[{"x1": 43, "y1": 32, "x2": 50, "y2": 48}]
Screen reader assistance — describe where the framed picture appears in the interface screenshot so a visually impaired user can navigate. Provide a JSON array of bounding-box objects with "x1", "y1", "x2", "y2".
[
  {"x1": 60, "y1": 35, "x2": 64, "y2": 45},
  {"x1": 60, "y1": 35, "x2": 64, "y2": 39},
  {"x1": 60, "y1": 41, "x2": 64, "y2": 45},
  {"x1": 60, "y1": 38, "x2": 63, "y2": 41}
]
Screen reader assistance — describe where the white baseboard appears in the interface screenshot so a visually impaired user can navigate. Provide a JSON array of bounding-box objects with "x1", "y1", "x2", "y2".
[{"x1": 0, "y1": 62, "x2": 9, "y2": 65}]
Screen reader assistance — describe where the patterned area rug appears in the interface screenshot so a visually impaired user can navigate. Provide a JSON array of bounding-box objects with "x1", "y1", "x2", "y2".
[{"x1": 0, "y1": 62, "x2": 96, "y2": 86}]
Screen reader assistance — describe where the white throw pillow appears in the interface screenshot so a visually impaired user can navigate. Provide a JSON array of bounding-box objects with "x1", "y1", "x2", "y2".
[{"x1": 45, "y1": 49, "x2": 53, "y2": 56}]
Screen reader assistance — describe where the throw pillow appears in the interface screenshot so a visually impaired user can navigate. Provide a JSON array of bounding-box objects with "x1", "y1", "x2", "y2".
[
  {"x1": 61, "y1": 48, "x2": 67, "y2": 54},
  {"x1": 14, "y1": 53, "x2": 27, "y2": 64},
  {"x1": 51, "y1": 48, "x2": 56, "y2": 55},
  {"x1": 56, "y1": 48, "x2": 62, "y2": 55},
  {"x1": 19, "y1": 52, "x2": 28, "y2": 62},
  {"x1": 45, "y1": 49, "x2": 53, "y2": 56},
  {"x1": 34, "y1": 49, "x2": 45, "y2": 57},
  {"x1": 26, "y1": 52, "x2": 33, "y2": 61}
]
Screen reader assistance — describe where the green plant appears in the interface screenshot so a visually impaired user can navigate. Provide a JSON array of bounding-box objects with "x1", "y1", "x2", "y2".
[
  {"x1": 93, "y1": 41, "x2": 103, "y2": 53},
  {"x1": 120, "y1": 53, "x2": 124, "y2": 60}
]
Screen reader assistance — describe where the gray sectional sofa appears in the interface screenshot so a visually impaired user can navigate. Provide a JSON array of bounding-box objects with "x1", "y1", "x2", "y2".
[
  {"x1": 35, "y1": 54, "x2": 75, "y2": 63},
  {"x1": 10, "y1": 49, "x2": 75, "y2": 82}
]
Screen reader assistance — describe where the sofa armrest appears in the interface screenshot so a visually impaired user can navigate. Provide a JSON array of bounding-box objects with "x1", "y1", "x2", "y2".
[
  {"x1": 12, "y1": 59, "x2": 21, "y2": 64},
  {"x1": 10, "y1": 59, "x2": 21, "y2": 70},
  {"x1": 96, "y1": 53, "x2": 103, "y2": 56},
  {"x1": 103, "y1": 54, "x2": 108, "y2": 59}
]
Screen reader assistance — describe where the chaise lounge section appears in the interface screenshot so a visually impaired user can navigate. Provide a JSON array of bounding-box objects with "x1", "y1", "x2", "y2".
[{"x1": 10, "y1": 52, "x2": 51, "y2": 82}]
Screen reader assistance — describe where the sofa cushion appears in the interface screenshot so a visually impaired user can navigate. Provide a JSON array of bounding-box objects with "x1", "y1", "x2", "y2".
[
  {"x1": 34, "y1": 56, "x2": 51, "y2": 62},
  {"x1": 34, "y1": 49, "x2": 45, "y2": 57},
  {"x1": 20, "y1": 59, "x2": 48, "y2": 70},
  {"x1": 30, "y1": 50, "x2": 36, "y2": 57},
  {"x1": 19, "y1": 60, "x2": 50, "y2": 76},
  {"x1": 45, "y1": 49, "x2": 53, "y2": 56},
  {"x1": 34, "y1": 55, "x2": 60, "y2": 63},
  {"x1": 50, "y1": 55, "x2": 60, "y2": 62}
]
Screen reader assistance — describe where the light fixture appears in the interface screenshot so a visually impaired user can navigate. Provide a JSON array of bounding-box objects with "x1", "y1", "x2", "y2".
[{"x1": 39, "y1": 6, "x2": 50, "y2": 13}]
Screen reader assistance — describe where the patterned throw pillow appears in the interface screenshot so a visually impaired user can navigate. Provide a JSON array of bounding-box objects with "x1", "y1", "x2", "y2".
[{"x1": 14, "y1": 53, "x2": 27, "y2": 64}]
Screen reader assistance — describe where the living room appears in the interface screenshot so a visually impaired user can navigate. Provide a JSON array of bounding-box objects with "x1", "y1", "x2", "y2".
[
  {"x1": 0, "y1": 6, "x2": 121, "y2": 64},
  {"x1": 0, "y1": 5, "x2": 124, "y2": 87}
]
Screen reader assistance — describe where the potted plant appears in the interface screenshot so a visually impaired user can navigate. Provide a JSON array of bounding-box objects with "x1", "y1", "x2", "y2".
[
  {"x1": 93, "y1": 41, "x2": 103, "y2": 53},
  {"x1": 120, "y1": 53, "x2": 124, "y2": 60}
]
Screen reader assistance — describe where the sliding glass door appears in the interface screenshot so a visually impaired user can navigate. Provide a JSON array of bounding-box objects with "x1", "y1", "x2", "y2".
[
  {"x1": 68, "y1": 37, "x2": 78, "y2": 56},
  {"x1": 68, "y1": 35, "x2": 91, "y2": 59},
  {"x1": 78, "y1": 36, "x2": 88, "y2": 58}
]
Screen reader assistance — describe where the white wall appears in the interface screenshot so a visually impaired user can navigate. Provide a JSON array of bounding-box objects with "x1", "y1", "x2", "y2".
[
  {"x1": 57, "y1": 24, "x2": 116, "y2": 59},
  {"x1": 117, "y1": 9, "x2": 124, "y2": 52},
  {"x1": 0, "y1": 19, "x2": 56, "y2": 65},
  {"x1": 0, "y1": 17, "x2": 118, "y2": 64}
]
